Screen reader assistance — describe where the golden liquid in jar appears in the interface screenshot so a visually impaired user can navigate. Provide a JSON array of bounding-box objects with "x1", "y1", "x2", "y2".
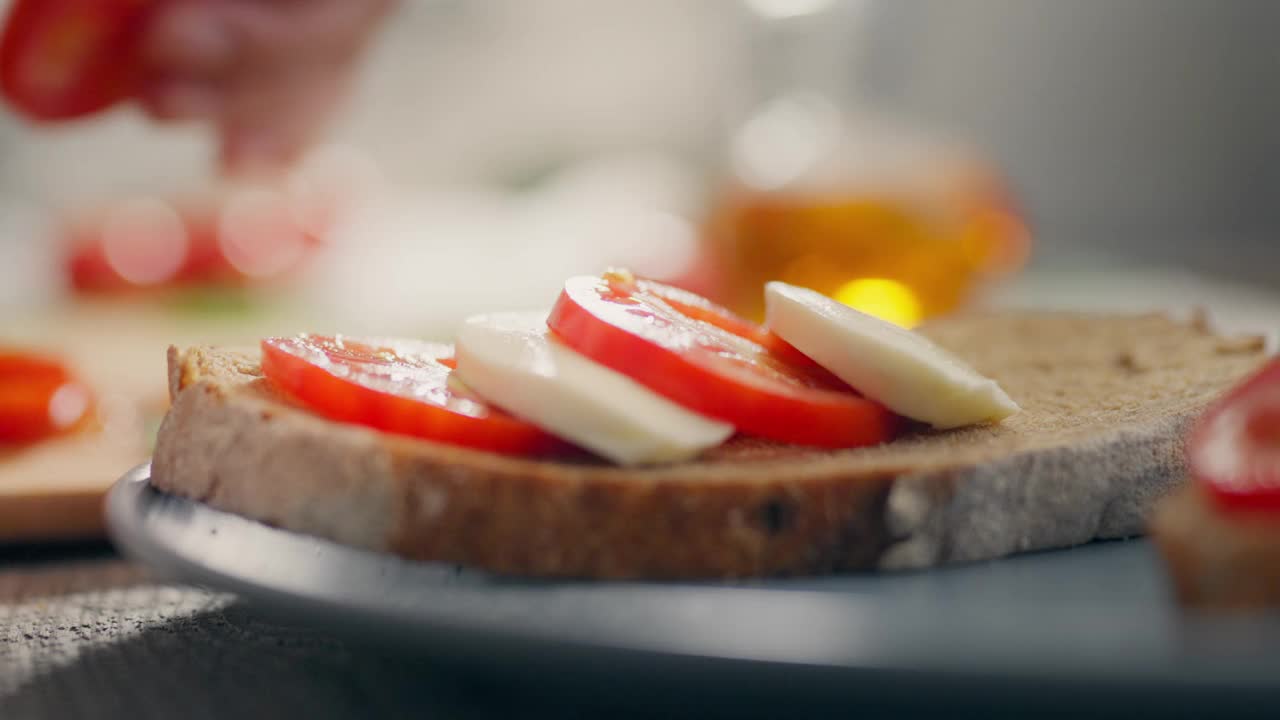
[{"x1": 702, "y1": 179, "x2": 1029, "y2": 327}]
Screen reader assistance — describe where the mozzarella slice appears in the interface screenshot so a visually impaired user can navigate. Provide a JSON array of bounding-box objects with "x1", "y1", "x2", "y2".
[
  {"x1": 765, "y1": 282, "x2": 1018, "y2": 428},
  {"x1": 454, "y1": 312, "x2": 734, "y2": 465}
]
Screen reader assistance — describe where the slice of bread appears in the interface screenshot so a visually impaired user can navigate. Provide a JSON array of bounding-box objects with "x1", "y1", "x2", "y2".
[
  {"x1": 150, "y1": 311, "x2": 1268, "y2": 579},
  {"x1": 1151, "y1": 484, "x2": 1280, "y2": 607}
]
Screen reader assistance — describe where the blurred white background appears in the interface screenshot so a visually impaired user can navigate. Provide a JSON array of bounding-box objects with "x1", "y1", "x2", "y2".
[
  {"x1": 1, "y1": 0, "x2": 1278, "y2": 329},
  {"x1": 0, "y1": 0, "x2": 749, "y2": 322}
]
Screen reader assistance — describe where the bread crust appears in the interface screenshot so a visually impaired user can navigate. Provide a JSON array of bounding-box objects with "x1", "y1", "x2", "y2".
[{"x1": 150, "y1": 312, "x2": 1268, "y2": 578}]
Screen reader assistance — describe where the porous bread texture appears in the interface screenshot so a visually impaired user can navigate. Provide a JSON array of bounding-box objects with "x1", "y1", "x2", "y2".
[{"x1": 150, "y1": 311, "x2": 1268, "y2": 578}]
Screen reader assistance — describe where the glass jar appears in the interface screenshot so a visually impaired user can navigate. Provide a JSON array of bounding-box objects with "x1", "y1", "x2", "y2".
[{"x1": 701, "y1": 0, "x2": 1029, "y2": 326}]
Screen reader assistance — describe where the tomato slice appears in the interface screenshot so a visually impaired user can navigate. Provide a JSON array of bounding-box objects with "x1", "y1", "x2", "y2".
[
  {"x1": 0, "y1": 0, "x2": 150, "y2": 121},
  {"x1": 261, "y1": 335, "x2": 563, "y2": 455},
  {"x1": 546, "y1": 272, "x2": 901, "y2": 448},
  {"x1": 63, "y1": 196, "x2": 321, "y2": 294},
  {"x1": 631, "y1": 276, "x2": 847, "y2": 387},
  {"x1": 0, "y1": 351, "x2": 93, "y2": 445},
  {"x1": 1190, "y1": 358, "x2": 1280, "y2": 512}
]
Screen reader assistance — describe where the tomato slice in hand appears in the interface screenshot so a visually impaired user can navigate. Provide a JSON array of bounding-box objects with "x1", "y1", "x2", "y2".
[
  {"x1": 0, "y1": 352, "x2": 93, "y2": 445},
  {"x1": 0, "y1": 0, "x2": 151, "y2": 121},
  {"x1": 261, "y1": 335, "x2": 563, "y2": 455},
  {"x1": 547, "y1": 272, "x2": 901, "y2": 448},
  {"x1": 1190, "y1": 358, "x2": 1280, "y2": 512}
]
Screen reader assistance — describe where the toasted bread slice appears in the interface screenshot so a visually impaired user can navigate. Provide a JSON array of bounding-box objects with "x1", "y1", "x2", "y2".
[{"x1": 150, "y1": 311, "x2": 1268, "y2": 579}]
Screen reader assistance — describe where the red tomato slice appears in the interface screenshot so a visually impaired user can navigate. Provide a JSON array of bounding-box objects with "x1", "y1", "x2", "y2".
[
  {"x1": 1189, "y1": 358, "x2": 1280, "y2": 512},
  {"x1": 632, "y1": 276, "x2": 846, "y2": 387},
  {"x1": 62, "y1": 196, "x2": 321, "y2": 294},
  {"x1": 0, "y1": 0, "x2": 150, "y2": 121},
  {"x1": 65, "y1": 239, "x2": 127, "y2": 293},
  {"x1": 546, "y1": 272, "x2": 901, "y2": 448},
  {"x1": 261, "y1": 335, "x2": 563, "y2": 455},
  {"x1": 0, "y1": 351, "x2": 93, "y2": 444}
]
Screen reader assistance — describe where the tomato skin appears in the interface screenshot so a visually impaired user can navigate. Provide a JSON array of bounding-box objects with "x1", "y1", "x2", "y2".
[
  {"x1": 63, "y1": 197, "x2": 320, "y2": 294},
  {"x1": 547, "y1": 273, "x2": 900, "y2": 448},
  {"x1": 260, "y1": 336, "x2": 563, "y2": 456},
  {"x1": 1190, "y1": 359, "x2": 1280, "y2": 513},
  {"x1": 64, "y1": 219, "x2": 245, "y2": 294},
  {"x1": 633, "y1": 277, "x2": 847, "y2": 388},
  {"x1": 0, "y1": 352, "x2": 92, "y2": 445},
  {"x1": 65, "y1": 240, "x2": 124, "y2": 293},
  {"x1": 0, "y1": 0, "x2": 152, "y2": 122}
]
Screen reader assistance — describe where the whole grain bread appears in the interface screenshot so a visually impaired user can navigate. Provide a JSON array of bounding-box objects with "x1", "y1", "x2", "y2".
[{"x1": 150, "y1": 311, "x2": 1268, "y2": 579}]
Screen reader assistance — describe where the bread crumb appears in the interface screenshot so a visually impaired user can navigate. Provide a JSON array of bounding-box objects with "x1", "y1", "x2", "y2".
[
  {"x1": 1214, "y1": 335, "x2": 1266, "y2": 355},
  {"x1": 760, "y1": 500, "x2": 793, "y2": 534},
  {"x1": 886, "y1": 484, "x2": 933, "y2": 536},
  {"x1": 1190, "y1": 307, "x2": 1213, "y2": 333},
  {"x1": 1114, "y1": 351, "x2": 1146, "y2": 373},
  {"x1": 418, "y1": 487, "x2": 448, "y2": 519}
]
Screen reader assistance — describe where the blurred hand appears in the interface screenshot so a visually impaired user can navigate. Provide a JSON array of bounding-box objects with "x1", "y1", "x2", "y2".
[{"x1": 140, "y1": 0, "x2": 394, "y2": 175}]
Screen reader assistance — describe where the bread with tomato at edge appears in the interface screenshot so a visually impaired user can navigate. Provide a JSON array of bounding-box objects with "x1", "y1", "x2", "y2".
[
  {"x1": 1152, "y1": 485, "x2": 1280, "y2": 607},
  {"x1": 1150, "y1": 359, "x2": 1280, "y2": 608},
  {"x1": 151, "y1": 311, "x2": 1267, "y2": 579}
]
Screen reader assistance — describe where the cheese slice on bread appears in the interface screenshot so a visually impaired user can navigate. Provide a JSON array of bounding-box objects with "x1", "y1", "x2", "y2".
[{"x1": 150, "y1": 311, "x2": 1267, "y2": 578}]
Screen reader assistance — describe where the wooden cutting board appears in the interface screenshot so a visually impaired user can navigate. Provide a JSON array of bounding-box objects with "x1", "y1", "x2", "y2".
[
  {"x1": 2, "y1": 298, "x2": 315, "y2": 542},
  {"x1": 0, "y1": 432, "x2": 147, "y2": 542},
  {"x1": 2, "y1": 304, "x2": 161, "y2": 542}
]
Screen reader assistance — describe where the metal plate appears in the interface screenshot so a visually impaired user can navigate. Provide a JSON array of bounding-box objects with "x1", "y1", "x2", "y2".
[{"x1": 107, "y1": 464, "x2": 1280, "y2": 714}]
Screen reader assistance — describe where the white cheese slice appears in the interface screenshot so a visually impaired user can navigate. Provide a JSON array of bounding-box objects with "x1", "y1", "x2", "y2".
[
  {"x1": 454, "y1": 312, "x2": 734, "y2": 465},
  {"x1": 765, "y1": 281, "x2": 1018, "y2": 428}
]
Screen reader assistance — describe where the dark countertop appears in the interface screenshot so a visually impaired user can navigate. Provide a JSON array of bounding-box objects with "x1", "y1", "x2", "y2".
[{"x1": 0, "y1": 546, "x2": 625, "y2": 720}]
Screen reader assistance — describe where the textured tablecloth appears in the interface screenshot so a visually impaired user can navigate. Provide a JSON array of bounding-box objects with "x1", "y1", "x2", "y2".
[{"x1": 0, "y1": 546, "x2": 610, "y2": 720}]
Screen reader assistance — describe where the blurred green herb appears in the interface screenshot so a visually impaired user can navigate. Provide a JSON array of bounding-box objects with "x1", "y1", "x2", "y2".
[{"x1": 167, "y1": 288, "x2": 260, "y2": 318}]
